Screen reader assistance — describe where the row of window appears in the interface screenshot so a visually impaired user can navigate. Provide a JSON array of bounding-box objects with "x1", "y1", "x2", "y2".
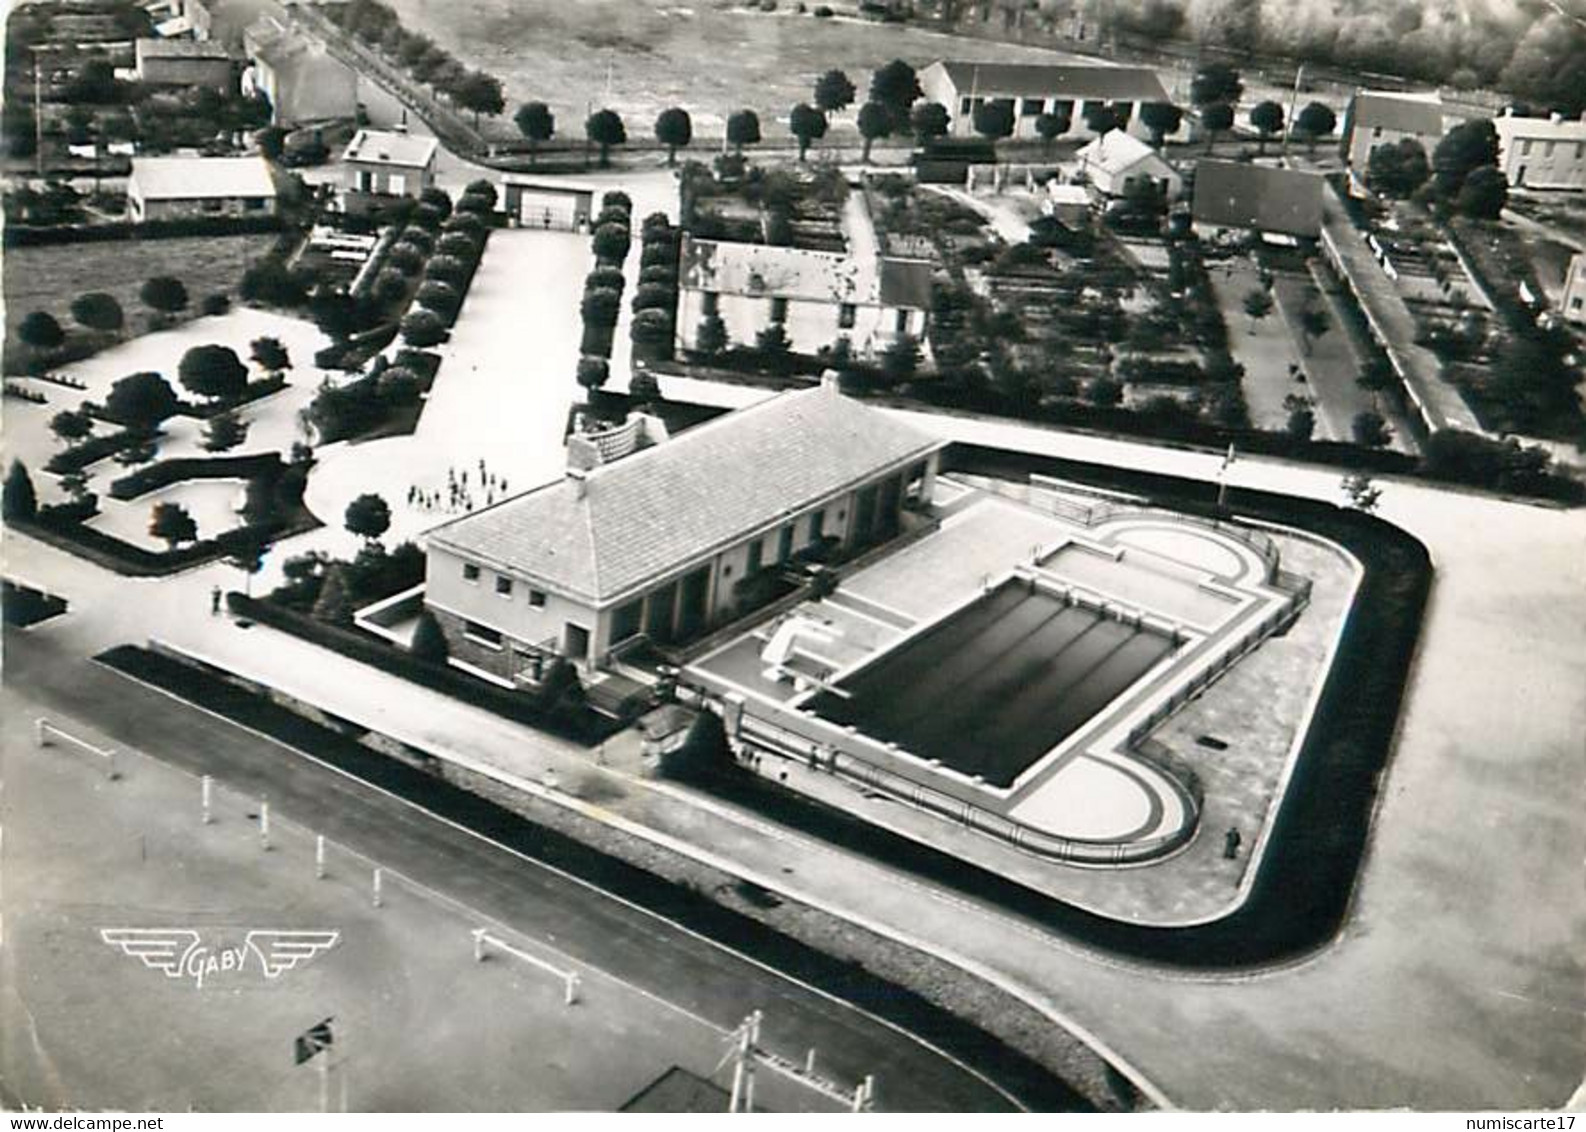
[
  {"x1": 1517, "y1": 138, "x2": 1585, "y2": 159},
  {"x1": 956, "y1": 96, "x2": 1106, "y2": 125},
  {"x1": 461, "y1": 561, "x2": 546, "y2": 607}
]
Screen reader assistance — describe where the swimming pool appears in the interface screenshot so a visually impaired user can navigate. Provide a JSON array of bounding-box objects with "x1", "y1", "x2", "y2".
[{"x1": 807, "y1": 580, "x2": 1178, "y2": 788}]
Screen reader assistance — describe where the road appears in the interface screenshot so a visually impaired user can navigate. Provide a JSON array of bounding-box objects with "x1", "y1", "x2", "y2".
[{"x1": 0, "y1": 630, "x2": 1021, "y2": 1114}]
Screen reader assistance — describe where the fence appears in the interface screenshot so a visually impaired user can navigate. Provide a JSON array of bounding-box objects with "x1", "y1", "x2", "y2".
[
  {"x1": 736, "y1": 712, "x2": 1197, "y2": 867},
  {"x1": 36, "y1": 717, "x2": 120, "y2": 780}
]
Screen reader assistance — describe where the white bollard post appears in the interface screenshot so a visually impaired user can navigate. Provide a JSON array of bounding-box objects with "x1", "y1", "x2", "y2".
[
  {"x1": 259, "y1": 801, "x2": 270, "y2": 851},
  {"x1": 106, "y1": 749, "x2": 120, "y2": 782},
  {"x1": 315, "y1": 835, "x2": 326, "y2": 880},
  {"x1": 472, "y1": 928, "x2": 487, "y2": 962},
  {"x1": 564, "y1": 971, "x2": 580, "y2": 1006},
  {"x1": 201, "y1": 775, "x2": 213, "y2": 825},
  {"x1": 35, "y1": 719, "x2": 50, "y2": 747},
  {"x1": 372, "y1": 868, "x2": 383, "y2": 908},
  {"x1": 805, "y1": 1048, "x2": 817, "y2": 1075}
]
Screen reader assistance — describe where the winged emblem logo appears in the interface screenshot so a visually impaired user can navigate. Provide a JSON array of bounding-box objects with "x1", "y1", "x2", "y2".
[{"x1": 100, "y1": 928, "x2": 339, "y2": 989}]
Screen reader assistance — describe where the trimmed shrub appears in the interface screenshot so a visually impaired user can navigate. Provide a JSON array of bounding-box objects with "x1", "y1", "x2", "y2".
[
  {"x1": 587, "y1": 265, "x2": 626, "y2": 292},
  {"x1": 400, "y1": 308, "x2": 448, "y2": 348},
  {"x1": 415, "y1": 279, "x2": 461, "y2": 317},
  {"x1": 639, "y1": 264, "x2": 677, "y2": 287},
  {"x1": 424, "y1": 254, "x2": 469, "y2": 286},
  {"x1": 592, "y1": 222, "x2": 631, "y2": 262},
  {"x1": 436, "y1": 231, "x2": 479, "y2": 259},
  {"x1": 576, "y1": 356, "x2": 609, "y2": 390},
  {"x1": 386, "y1": 243, "x2": 425, "y2": 274},
  {"x1": 631, "y1": 307, "x2": 673, "y2": 345}
]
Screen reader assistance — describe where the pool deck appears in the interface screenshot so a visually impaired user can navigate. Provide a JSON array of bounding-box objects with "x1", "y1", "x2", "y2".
[{"x1": 688, "y1": 481, "x2": 1312, "y2": 865}]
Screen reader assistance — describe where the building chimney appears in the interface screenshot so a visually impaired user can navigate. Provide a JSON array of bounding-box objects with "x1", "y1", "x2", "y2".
[
  {"x1": 1550, "y1": 111, "x2": 1564, "y2": 124},
  {"x1": 567, "y1": 466, "x2": 589, "y2": 498}
]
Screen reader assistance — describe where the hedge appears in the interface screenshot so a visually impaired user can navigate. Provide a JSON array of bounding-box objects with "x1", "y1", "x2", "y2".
[
  {"x1": 45, "y1": 427, "x2": 155, "y2": 475},
  {"x1": 3, "y1": 213, "x2": 285, "y2": 248},
  {"x1": 12, "y1": 509, "x2": 317, "y2": 578},
  {"x1": 108, "y1": 453, "x2": 282, "y2": 501},
  {"x1": 228, "y1": 594, "x2": 621, "y2": 744}
]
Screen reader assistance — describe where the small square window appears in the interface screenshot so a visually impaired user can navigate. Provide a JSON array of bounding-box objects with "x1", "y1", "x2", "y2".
[
  {"x1": 462, "y1": 563, "x2": 480, "y2": 583},
  {"x1": 769, "y1": 297, "x2": 789, "y2": 324},
  {"x1": 702, "y1": 291, "x2": 719, "y2": 316},
  {"x1": 839, "y1": 303, "x2": 856, "y2": 329},
  {"x1": 495, "y1": 575, "x2": 513, "y2": 597},
  {"x1": 529, "y1": 589, "x2": 547, "y2": 608},
  {"x1": 464, "y1": 620, "x2": 502, "y2": 648}
]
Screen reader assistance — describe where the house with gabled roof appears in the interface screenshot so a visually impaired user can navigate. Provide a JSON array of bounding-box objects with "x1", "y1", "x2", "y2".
[
  {"x1": 1074, "y1": 129, "x2": 1181, "y2": 198},
  {"x1": 919, "y1": 59, "x2": 1171, "y2": 144},
  {"x1": 242, "y1": 14, "x2": 358, "y2": 126},
  {"x1": 127, "y1": 154, "x2": 277, "y2": 221},
  {"x1": 421, "y1": 382, "x2": 943, "y2": 678}
]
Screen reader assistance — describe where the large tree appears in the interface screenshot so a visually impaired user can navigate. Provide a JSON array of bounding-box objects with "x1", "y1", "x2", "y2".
[
  {"x1": 1457, "y1": 166, "x2": 1508, "y2": 220},
  {"x1": 514, "y1": 101, "x2": 555, "y2": 164},
  {"x1": 726, "y1": 109, "x2": 761, "y2": 154},
  {"x1": 868, "y1": 59, "x2": 921, "y2": 129},
  {"x1": 585, "y1": 108, "x2": 627, "y2": 167},
  {"x1": 344, "y1": 492, "x2": 392, "y2": 544},
  {"x1": 1249, "y1": 101, "x2": 1285, "y2": 154},
  {"x1": 789, "y1": 103, "x2": 828, "y2": 161},
  {"x1": 972, "y1": 99, "x2": 1016, "y2": 143},
  {"x1": 1366, "y1": 138, "x2": 1431, "y2": 198},
  {"x1": 909, "y1": 101, "x2": 950, "y2": 147},
  {"x1": 104, "y1": 371, "x2": 180, "y2": 429},
  {"x1": 453, "y1": 70, "x2": 505, "y2": 127},
  {"x1": 140, "y1": 276, "x2": 189, "y2": 320},
  {"x1": 70, "y1": 292, "x2": 124, "y2": 336},
  {"x1": 178, "y1": 344, "x2": 249, "y2": 402},
  {"x1": 18, "y1": 311, "x2": 65, "y2": 352},
  {"x1": 1139, "y1": 102, "x2": 1182, "y2": 147},
  {"x1": 813, "y1": 69, "x2": 857, "y2": 114},
  {"x1": 1189, "y1": 63, "x2": 1243, "y2": 110},
  {"x1": 1035, "y1": 111, "x2": 1070, "y2": 152},
  {"x1": 1432, "y1": 118, "x2": 1500, "y2": 199},
  {"x1": 1294, "y1": 102, "x2": 1337, "y2": 153},
  {"x1": 1200, "y1": 101, "x2": 1234, "y2": 152},
  {"x1": 653, "y1": 107, "x2": 692, "y2": 165},
  {"x1": 857, "y1": 101, "x2": 892, "y2": 162}
]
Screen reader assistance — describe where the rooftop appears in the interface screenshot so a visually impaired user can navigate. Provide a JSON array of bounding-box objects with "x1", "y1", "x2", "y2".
[
  {"x1": 1192, "y1": 160, "x2": 1324, "y2": 239},
  {"x1": 1348, "y1": 90, "x2": 1448, "y2": 138},
  {"x1": 926, "y1": 60, "x2": 1168, "y2": 104},
  {"x1": 343, "y1": 128, "x2": 439, "y2": 169},
  {"x1": 426, "y1": 385, "x2": 944, "y2": 605},
  {"x1": 136, "y1": 36, "x2": 233, "y2": 60},
  {"x1": 1494, "y1": 110, "x2": 1586, "y2": 140},
  {"x1": 129, "y1": 154, "x2": 277, "y2": 200},
  {"x1": 1076, "y1": 128, "x2": 1167, "y2": 176}
]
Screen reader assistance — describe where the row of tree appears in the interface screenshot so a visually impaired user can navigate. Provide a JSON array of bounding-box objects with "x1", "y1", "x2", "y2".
[
  {"x1": 332, "y1": 0, "x2": 505, "y2": 126},
  {"x1": 1365, "y1": 118, "x2": 1509, "y2": 220}
]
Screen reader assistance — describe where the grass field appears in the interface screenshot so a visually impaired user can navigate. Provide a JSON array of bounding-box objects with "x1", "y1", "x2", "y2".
[
  {"x1": 381, "y1": 0, "x2": 1092, "y2": 138},
  {"x1": 0, "y1": 699, "x2": 836, "y2": 1112},
  {"x1": 3, "y1": 234, "x2": 278, "y2": 360}
]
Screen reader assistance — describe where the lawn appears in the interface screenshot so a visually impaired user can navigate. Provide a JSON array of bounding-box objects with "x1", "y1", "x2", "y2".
[
  {"x1": 2, "y1": 234, "x2": 278, "y2": 363},
  {"x1": 379, "y1": 0, "x2": 1091, "y2": 138}
]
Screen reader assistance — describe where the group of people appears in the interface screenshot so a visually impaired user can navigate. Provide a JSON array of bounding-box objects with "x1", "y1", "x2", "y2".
[{"x1": 406, "y1": 459, "x2": 510, "y2": 516}]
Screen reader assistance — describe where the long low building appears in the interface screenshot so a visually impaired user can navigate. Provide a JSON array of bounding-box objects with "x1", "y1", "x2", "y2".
[
  {"x1": 422, "y1": 383, "x2": 944, "y2": 678},
  {"x1": 127, "y1": 154, "x2": 278, "y2": 221},
  {"x1": 919, "y1": 59, "x2": 1171, "y2": 144}
]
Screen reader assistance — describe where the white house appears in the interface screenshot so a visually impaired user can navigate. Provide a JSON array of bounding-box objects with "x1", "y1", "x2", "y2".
[
  {"x1": 1074, "y1": 129, "x2": 1181, "y2": 198},
  {"x1": 127, "y1": 154, "x2": 277, "y2": 221},
  {"x1": 1493, "y1": 110, "x2": 1586, "y2": 191},
  {"x1": 421, "y1": 383, "x2": 944, "y2": 676},
  {"x1": 341, "y1": 128, "x2": 438, "y2": 213},
  {"x1": 242, "y1": 16, "x2": 358, "y2": 126}
]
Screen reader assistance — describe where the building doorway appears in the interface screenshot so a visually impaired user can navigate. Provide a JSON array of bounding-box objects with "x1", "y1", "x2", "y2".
[{"x1": 565, "y1": 623, "x2": 590, "y2": 661}]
